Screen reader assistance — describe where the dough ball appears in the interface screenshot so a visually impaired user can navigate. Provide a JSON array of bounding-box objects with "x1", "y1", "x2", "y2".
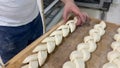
[{"x1": 63, "y1": 61, "x2": 76, "y2": 68}]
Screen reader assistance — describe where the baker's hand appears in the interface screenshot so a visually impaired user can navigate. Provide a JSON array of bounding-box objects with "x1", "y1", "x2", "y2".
[{"x1": 63, "y1": 1, "x2": 88, "y2": 25}]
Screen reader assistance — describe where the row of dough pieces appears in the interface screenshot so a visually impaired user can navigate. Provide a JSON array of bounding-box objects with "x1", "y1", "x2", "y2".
[
  {"x1": 21, "y1": 17, "x2": 78, "y2": 68},
  {"x1": 103, "y1": 28, "x2": 120, "y2": 68},
  {"x1": 63, "y1": 21, "x2": 106, "y2": 68}
]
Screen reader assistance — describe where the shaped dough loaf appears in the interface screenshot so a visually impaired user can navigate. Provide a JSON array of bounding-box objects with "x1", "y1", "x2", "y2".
[
  {"x1": 107, "y1": 51, "x2": 120, "y2": 62},
  {"x1": 38, "y1": 50, "x2": 47, "y2": 66},
  {"x1": 114, "y1": 34, "x2": 120, "y2": 42},
  {"x1": 23, "y1": 54, "x2": 38, "y2": 64},
  {"x1": 63, "y1": 61, "x2": 76, "y2": 68},
  {"x1": 70, "y1": 50, "x2": 90, "y2": 62},
  {"x1": 29, "y1": 60, "x2": 38, "y2": 68},
  {"x1": 103, "y1": 63, "x2": 118, "y2": 68}
]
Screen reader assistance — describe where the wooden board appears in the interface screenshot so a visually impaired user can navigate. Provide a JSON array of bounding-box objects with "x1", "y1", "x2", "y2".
[{"x1": 5, "y1": 18, "x2": 120, "y2": 68}]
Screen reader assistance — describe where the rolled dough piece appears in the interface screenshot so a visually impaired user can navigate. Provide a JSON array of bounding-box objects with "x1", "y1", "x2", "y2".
[
  {"x1": 32, "y1": 44, "x2": 47, "y2": 53},
  {"x1": 38, "y1": 50, "x2": 47, "y2": 66},
  {"x1": 29, "y1": 60, "x2": 38, "y2": 68},
  {"x1": 23, "y1": 54, "x2": 38, "y2": 64},
  {"x1": 47, "y1": 41, "x2": 56, "y2": 53},
  {"x1": 42, "y1": 37, "x2": 55, "y2": 43}
]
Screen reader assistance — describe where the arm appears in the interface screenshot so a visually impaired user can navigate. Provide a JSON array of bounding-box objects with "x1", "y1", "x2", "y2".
[{"x1": 61, "y1": 0, "x2": 88, "y2": 25}]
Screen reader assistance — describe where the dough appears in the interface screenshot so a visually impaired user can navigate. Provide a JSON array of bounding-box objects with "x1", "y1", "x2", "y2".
[
  {"x1": 84, "y1": 36, "x2": 95, "y2": 43},
  {"x1": 117, "y1": 28, "x2": 120, "y2": 34},
  {"x1": 74, "y1": 17, "x2": 78, "y2": 24},
  {"x1": 32, "y1": 44, "x2": 47, "y2": 53},
  {"x1": 47, "y1": 41, "x2": 56, "y2": 53},
  {"x1": 114, "y1": 34, "x2": 120, "y2": 42},
  {"x1": 91, "y1": 34, "x2": 101, "y2": 42},
  {"x1": 21, "y1": 65, "x2": 29, "y2": 68},
  {"x1": 111, "y1": 41, "x2": 120, "y2": 51},
  {"x1": 63, "y1": 61, "x2": 76, "y2": 68},
  {"x1": 99, "y1": 21, "x2": 106, "y2": 29},
  {"x1": 77, "y1": 42, "x2": 97, "y2": 53},
  {"x1": 89, "y1": 29, "x2": 100, "y2": 36},
  {"x1": 95, "y1": 28, "x2": 105, "y2": 36},
  {"x1": 54, "y1": 34, "x2": 63, "y2": 46},
  {"x1": 23, "y1": 54, "x2": 38, "y2": 64},
  {"x1": 29, "y1": 60, "x2": 38, "y2": 68},
  {"x1": 70, "y1": 50, "x2": 90, "y2": 62},
  {"x1": 103, "y1": 63, "x2": 118, "y2": 68},
  {"x1": 50, "y1": 30, "x2": 63, "y2": 36},
  {"x1": 74, "y1": 59, "x2": 85, "y2": 68},
  {"x1": 42, "y1": 37, "x2": 55, "y2": 43},
  {"x1": 57, "y1": 25, "x2": 70, "y2": 37},
  {"x1": 107, "y1": 51, "x2": 120, "y2": 62},
  {"x1": 38, "y1": 50, "x2": 47, "y2": 66},
  {"x1": 77, "y1": 43, "x2": 88, "y2": 51},
  {"x1": 94, "y1": 21, "x2": 106, "y2": 29},
  {"x1": 87, "y1": 42, "x2": 97, "y2": 52},
  {"x1": 112, "y1": 57, "x2": 120, "y2": 67},
  {"x1": 66, "y1": 20, "x2": 76, "y2": 33},
  {"x1": 50, "y1": 30, "x2": 63, "y2": 46}
]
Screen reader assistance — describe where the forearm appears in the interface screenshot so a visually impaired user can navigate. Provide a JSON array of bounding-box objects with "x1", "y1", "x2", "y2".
[{"x1": 61, "y1": 0, "x2": 74, "y2": 4}]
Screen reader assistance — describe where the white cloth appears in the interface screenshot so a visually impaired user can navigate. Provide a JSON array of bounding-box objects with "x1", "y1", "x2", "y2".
[{"x1": 0, "y1": 0, "x2": 39, "y2": 26}]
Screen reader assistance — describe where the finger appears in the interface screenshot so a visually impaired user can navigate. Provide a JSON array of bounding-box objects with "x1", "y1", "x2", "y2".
[{"x1": 63, "y1": 9, "x2": 70, "y2": 23}]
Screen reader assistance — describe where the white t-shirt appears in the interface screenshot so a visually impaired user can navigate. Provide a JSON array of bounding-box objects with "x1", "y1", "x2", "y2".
[{"x1": 0, "y1": 0, "x2": 39, "y2": 26}]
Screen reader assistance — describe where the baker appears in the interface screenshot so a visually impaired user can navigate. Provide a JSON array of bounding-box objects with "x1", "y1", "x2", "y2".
[{"x1": 0, "y1": 0, "x2": 87, "y2": 65}]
